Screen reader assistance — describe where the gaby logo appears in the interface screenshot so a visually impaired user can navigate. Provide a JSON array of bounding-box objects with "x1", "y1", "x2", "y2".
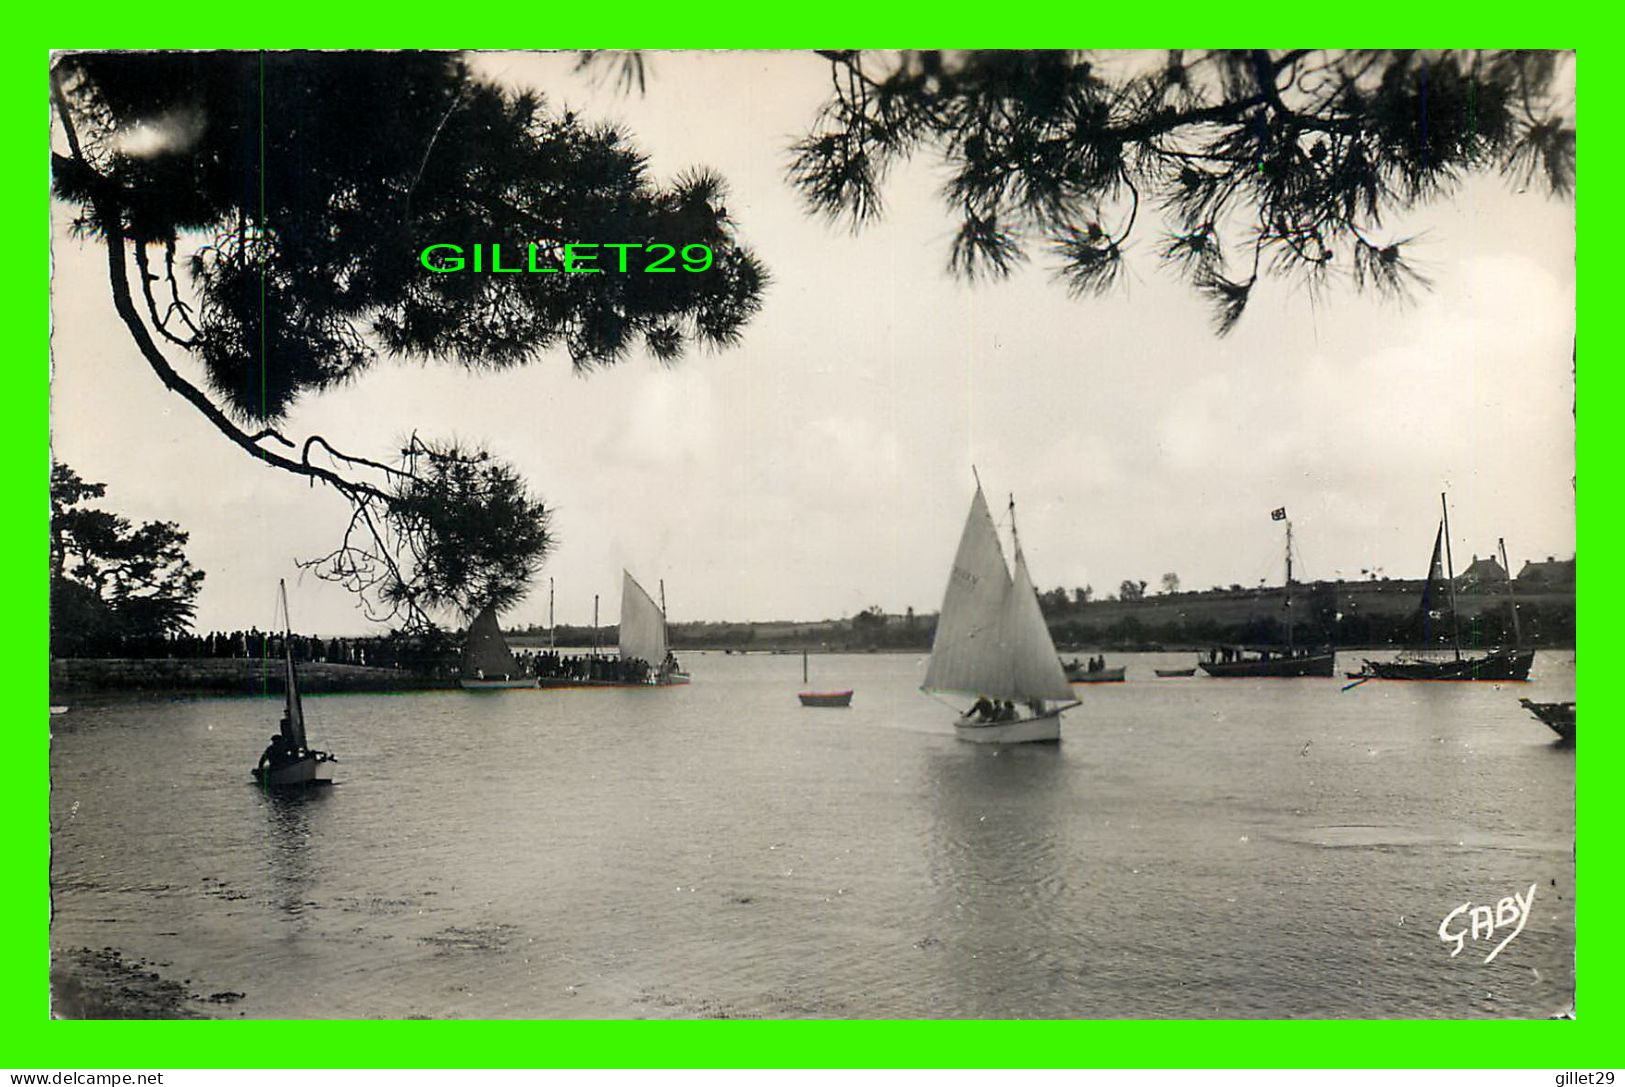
[{"x1": 1438, "y1": 883, "x2": 1537, "y2": 963}]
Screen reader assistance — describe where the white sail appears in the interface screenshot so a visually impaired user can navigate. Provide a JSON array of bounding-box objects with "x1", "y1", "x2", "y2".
[
  {"x1": 921, "y1": 487, "x2": 1016, "y2": 697},
  {"x1": 1001, "y1": 545, "x2": 1077, "y2": 703},
  {"x1": 620, "y1": 571, "x2": 668, "y2": 664}
]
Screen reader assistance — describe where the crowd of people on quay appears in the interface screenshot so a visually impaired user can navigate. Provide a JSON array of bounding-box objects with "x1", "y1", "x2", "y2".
[
  {"x1": 517, "y1": 649, "x2": 683, "y2": 684},
  {"x1": 53, "y1": 628, "x2": 458, "y2": 674}
]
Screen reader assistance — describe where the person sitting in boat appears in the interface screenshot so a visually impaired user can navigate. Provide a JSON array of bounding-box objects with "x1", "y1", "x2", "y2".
[
  {"x1": 257, "y1": 732, "x2": 297, "y2": 771},
  {"x1": 998, "y1": 701, "x2": 1017, "y2": 721},
  {"x1": 964, "y1": 697, "x2": 995, "y2": 722}
]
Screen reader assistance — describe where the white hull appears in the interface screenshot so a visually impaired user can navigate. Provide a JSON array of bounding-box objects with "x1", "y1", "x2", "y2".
[
  {"x1": 460, "y1": 676, "x2": 539, "y2": 690},
  {"x1": 953, "y1": 710, "x2": 1064, "y2": 744},
  {"x1": 253, "y1": 754, "x2": 331, "y2": 787}
]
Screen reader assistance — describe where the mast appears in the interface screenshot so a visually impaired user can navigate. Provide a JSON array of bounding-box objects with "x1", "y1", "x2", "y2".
[
  {"x1": 593, "y1": 593, "x2": 600, "y2": 657},
  {"x1": 660, "y1": 579, "x2": 671, "y2": 658},
  {"x1": 1498, "y1": 537, "x2": 1523, "y2": 648},
  {"x1": 548, "y1": 578, "x2": 556, "y2": 650},
  {"x1": 1284, "y1": 517, "x2": 1294, "y2": 653},
  {"x1": 1441, "y1": 492, "x2": 1462, "y2": 661}
]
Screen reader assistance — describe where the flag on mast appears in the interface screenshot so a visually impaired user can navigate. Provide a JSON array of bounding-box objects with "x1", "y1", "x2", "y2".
[{"x1": 1271, "y1": 507, "x2": 1287, "y2": 521}]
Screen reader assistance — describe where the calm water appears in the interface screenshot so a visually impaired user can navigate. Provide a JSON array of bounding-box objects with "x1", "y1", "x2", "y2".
[{"x1": 49, "y1": 650, "x2": 1576, "y2": 1019}]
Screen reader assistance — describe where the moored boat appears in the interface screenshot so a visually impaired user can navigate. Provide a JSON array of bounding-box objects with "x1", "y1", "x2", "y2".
[
  {"x1": 1348, "y1": 497, "x2": 1533, "y2": 683},
  {"x1": 1155, "y1": 667, "x2": 1196, "y2": 678},
  {"x1": 459, "y1": 605, "x2": 537, "y2": 689},
  {"x1": 799, "y1": 690, "x2": 854, "y2": 708},
  {"x1": 1196, "y1": 508, "x2": 1334, "y2": 677},
  {"x1": 1520, "y1": 697, "x2": 1575, "y2": 742},
  {"x1": 1064, "y1": 658, "x2": 1126, "y2": 683},
  {"x1": 922, "y1": 483, "x2": 1079, "y2": 744},
  {"x1": 622, "y1": 572, "x2": 690, "y2": 685},
  {"x1": 252, "y1": 580, "x2": 335, "y2": 788}
]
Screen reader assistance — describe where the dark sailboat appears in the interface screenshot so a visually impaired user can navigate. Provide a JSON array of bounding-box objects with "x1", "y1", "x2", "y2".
[
  {"x1": 1197, "y1": 508, "x2": 1335, "y2": 678},
  {"x1": 459, "y1": 605, "x2": 537, "y2": 689},
  {"x1": 1349, "y1": 495, "x2": 1534, "y2": 682},
  {"x1": 252, "y1": 580, "x2": 335, "y2": 787}
]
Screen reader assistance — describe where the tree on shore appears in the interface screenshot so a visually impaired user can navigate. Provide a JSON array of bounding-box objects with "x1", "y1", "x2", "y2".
[
  {"x1": 50, "y1": 52, "x2": 766, "y2": 627},
  {"x1": 790, "y1": 50, "x2": 1572, "y2": 332},
  {"x1": 51, "y1": 462, "x2": 204, "y2": 653}
]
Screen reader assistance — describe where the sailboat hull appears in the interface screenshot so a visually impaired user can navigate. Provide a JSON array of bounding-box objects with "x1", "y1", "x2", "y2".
[
  {"x1": 953, "y1": 710, "x2": 1064, "y2": 744},
  {"x1": 459, "y1": 676, "x2": 539, "y2": 690},
  {"x1": 252, "y1": 754, "x2": 331, "y2": 788},
  {"x1": 1357, "y1": 649, "x2": 1534, "y2": 682}
]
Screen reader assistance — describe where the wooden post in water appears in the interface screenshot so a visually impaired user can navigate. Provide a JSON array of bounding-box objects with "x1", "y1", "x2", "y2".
[{"x1": 803, "y1": 650, "x2": 808, "y2": 684}]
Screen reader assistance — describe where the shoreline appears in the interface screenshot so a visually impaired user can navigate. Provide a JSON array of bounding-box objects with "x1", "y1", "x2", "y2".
[
  {"x1": 50, "y1": 658, "x2": 457, "y2": 702},
  {"x1": 50, "y1": 947, "x2": 225, "y2": 1020}
]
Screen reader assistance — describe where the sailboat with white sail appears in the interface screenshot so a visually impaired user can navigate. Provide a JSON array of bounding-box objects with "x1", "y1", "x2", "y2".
[
  {"x1": 621, "y1": 571, "x2": 690, "y2": 685},
  {"x1": 922, "y1": 485, "x2": 1079, "y2": 744},
  {"x1": 252, "y1": 580, "x2": 335, "y2": 787},
  {"x1": 459, "y1": 605, "x2": 537, "y2": 689}
]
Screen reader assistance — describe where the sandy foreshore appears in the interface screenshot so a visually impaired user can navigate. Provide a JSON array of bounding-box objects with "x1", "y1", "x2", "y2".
[{"x1": 50, "y1": 658, "x2": 455, "y2": 702}]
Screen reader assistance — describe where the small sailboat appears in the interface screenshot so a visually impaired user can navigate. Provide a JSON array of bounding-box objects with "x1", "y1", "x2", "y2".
[
  {"x1": 252, "y1": 580, "x2": 335, "y2": 787},
  {"x1": 922, "y1": 485, "x2": 1079, "y2": 744},
  {"x1": 1350, "y1": 496, "x2": 1534, "y2": 682},
  {"x1": 621, "y1": 572, "x2": 691, "y2": 685},
  {"x1": 798, "y1": 650, "x2": 853, "y2": 707},
  {"x1": 459, "y1": 605, "x2": 537, "y2": 689}
]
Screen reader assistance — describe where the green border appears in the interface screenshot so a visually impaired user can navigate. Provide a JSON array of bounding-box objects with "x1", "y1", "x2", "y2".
[{"x1": 11, "y1": 5, "x2": 1614, "y2": 1068}]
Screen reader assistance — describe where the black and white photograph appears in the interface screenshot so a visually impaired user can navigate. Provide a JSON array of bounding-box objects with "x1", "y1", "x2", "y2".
[{"x1": 48, "y1": 49, "x2": 1576, "y2": 1020}]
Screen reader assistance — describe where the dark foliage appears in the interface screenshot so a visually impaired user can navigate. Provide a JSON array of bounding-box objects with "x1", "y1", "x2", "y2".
[
  {"x1": 790, "y1": 50, "x2": 1573, "y2": 333},
  {"x1": 51, "y1": 462, "x2": 205, "y2": 653}
]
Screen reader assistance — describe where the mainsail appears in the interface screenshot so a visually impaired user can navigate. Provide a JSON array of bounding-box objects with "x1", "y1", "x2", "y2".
[
  {"x1": 462, "y1": 605, "x2": 520, "y2": 677},
  {"x1": 620, "y1": 572, "x2": 668, "y2": 664},
  {"x1": 923, "y1": 486, "x2": 1073, "y2": 703},
  {"x1": 279, "y1": 581, "x2": 307, "y2": 750},
  {"x1": 1417, "y1": 521, "x2": 1448, "y2": 650}
]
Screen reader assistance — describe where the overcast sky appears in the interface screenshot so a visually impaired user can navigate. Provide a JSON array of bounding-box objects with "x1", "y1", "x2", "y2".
[{"x1": 48, "y1": 51, "x2": 1577, "y2": 635}]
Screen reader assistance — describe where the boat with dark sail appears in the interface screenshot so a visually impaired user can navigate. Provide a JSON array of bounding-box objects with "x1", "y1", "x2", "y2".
[
  {"x1": 922, "y1": 483, "x2": 1079, "y2": 744},
  {"x1": 459, "y1": 605, "x2": 537, "y2": 689},
  {"x1": 1520, "y1": 698, "x2": 1575, "y2": 742},
  {"x1": 252, "y1": 580, "x2": 335, "y2": 787},
  {"x1": 1348, "y1": 496, "x2": 1533, "y2": 682},
  {"x1": 1198, "y1": 508, "x2": 1334, "y2": 678}
]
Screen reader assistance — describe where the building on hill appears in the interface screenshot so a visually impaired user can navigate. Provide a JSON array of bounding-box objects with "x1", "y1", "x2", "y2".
[
  {"x1": 1516, "y1": 555, "x2": 1576, "y2": 587},
  {"x1": 1455, "y1": 554, "x2": 1508, "y2": 590}
]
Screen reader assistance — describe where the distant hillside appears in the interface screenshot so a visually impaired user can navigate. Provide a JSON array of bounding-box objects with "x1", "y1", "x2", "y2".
[{"x1": 513, "y1": 578, "x2": 1573, "y2": 653}]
